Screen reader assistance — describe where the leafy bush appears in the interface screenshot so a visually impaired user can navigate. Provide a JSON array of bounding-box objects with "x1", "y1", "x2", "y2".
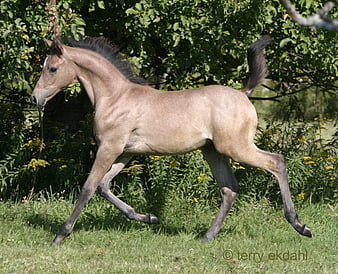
[
  {"x1": 116, "y1": 152, "x2": 218, "y2": 215},
  {"x1": 0, "y1": 0, "x2": 86, "y2": 199},
  {"x1": 236, "y1": 116, "x2": 337, "y2": 205},
  {"x1": 0, "y1": 102, "x2": 35, "y2": 198},
  {"x1": 0, "y1": 0, "x2": 336, "y2": 206}
]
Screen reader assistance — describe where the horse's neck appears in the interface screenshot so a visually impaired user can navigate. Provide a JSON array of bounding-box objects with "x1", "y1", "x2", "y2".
[{"x1": 70, "y1": 49, "x2": 129, "y2": 106}]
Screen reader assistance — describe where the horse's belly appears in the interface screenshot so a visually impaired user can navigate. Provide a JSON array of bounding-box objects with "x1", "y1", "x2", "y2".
[{"x1": 123, "y1": 130, "x2": 208, "y2": 155}]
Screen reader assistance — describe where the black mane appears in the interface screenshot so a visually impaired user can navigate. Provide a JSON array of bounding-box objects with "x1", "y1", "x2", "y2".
[{"x1": 67, "y1": 37, "x2": 145, "y2": 84}]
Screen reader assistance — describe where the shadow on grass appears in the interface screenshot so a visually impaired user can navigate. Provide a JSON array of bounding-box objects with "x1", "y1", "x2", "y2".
[{"x1": 26, "y1": 210, "x2": 208, "y2": 240}]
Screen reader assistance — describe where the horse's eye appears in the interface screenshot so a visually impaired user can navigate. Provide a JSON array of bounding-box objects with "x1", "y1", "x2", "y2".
[{"x1": 50, "y1": 67, "x2": 57, "y2": 73}]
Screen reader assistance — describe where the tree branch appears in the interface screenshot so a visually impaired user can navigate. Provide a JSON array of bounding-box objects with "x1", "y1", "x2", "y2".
[
  {"x1": 280, "y1": 0, "x2": 338, "y2": 31},
  {"x1": 249, "y1": 84, "x2": 312, "y2": 101}
]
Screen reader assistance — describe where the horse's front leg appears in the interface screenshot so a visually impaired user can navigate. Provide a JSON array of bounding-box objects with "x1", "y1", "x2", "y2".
[
  {"x1": 52, "y1": 143, "x2": 122, "y2": 245},
  {"x1": 97, "y1": 155, "x2": 159, "y2": 224}
]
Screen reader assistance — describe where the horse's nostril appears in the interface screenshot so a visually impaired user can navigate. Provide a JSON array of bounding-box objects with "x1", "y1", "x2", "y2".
[{"x1": 30, "y1": 95, "x2": 37, "y2": 105}]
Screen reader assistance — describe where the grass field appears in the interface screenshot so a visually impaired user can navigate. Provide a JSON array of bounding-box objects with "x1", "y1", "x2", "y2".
[{"x1": 0, "y1": 196, "x2": 337, "y2": 273}]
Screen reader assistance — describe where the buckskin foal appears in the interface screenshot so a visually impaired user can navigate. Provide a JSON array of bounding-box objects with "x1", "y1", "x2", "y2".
[{"x1": 31, "y1": 35, "x2": 312, "y2": 245}]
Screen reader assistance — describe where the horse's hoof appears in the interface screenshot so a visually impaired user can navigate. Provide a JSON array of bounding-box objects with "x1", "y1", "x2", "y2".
[
  {"x1": 201, "y1": 234, "x2": 214, "y2": 243},
  {"x1": 52, "y1": 235, "x2": 64, "y2": 246},
  {"x1": 301, "y1": 225, "x2": 312, "y2": 238},
  {"x1": 148, "y1": 214, "x2": 160, "y2": 224}
]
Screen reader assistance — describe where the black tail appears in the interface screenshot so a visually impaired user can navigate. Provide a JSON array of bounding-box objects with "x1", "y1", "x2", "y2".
[{"x1": 243, "y1": 35, "x2": 272, "y2": 95}]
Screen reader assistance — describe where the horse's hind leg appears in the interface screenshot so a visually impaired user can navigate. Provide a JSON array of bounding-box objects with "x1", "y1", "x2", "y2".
[
  {"x1": 225, "y1": 144, "x2": 312, "y2": 237},
  {"x1": 97, "y1": 155, "x2": 159, "y2": 224},
  {"x1": 201, "y1": 145, "x2": 239, "y2": 242}
]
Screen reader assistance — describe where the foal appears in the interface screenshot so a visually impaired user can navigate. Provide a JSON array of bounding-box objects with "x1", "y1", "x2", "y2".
[{"x1": 31, "y1": 35, "x2": 311, "y2": 245}]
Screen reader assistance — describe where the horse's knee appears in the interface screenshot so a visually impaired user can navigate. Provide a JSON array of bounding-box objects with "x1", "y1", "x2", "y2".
[
  {"x1": 220, "y1": 187, "x2": 237, "y2": 203},
  {"x1": 80, "y1": 182, "x2": 98, "y2": 201},
  {"x1": 226, "y1": 181, "x2": 240, "y2": 193}
]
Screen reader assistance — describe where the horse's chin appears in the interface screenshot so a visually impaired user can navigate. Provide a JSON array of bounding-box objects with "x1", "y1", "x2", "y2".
[{"x1": 41, "y1": 89, "x2": 60, "y2": 106}]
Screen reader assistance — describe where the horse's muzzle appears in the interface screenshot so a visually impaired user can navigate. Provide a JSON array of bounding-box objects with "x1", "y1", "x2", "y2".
[{"x1": 30, "y1": 95, "x2": 46, "y2": 107}]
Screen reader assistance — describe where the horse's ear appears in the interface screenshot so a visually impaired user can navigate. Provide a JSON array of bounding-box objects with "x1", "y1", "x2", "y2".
[
  {"x1": 43, "y1": 38, "x2": 53, "y2": 47},
  {"x1": 43, "y1": 37, "x2": 63, "y2": 56}
]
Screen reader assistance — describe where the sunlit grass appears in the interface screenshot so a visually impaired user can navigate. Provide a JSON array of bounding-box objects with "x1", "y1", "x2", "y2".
[{"x1": 0, "y1": 197, "x2": 336, "y2": 273}]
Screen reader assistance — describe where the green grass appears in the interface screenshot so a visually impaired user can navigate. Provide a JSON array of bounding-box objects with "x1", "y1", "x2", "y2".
[{"x1": 0, "y1": 196, "x2": 337, "y2": 273}]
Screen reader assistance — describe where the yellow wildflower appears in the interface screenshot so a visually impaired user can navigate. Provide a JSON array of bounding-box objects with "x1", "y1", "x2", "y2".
[
  {"x1": 232, "y1": 162, "x2": 246, "y2": 170},
  {"x1": 149, "y1": 155, "x2": 160, "y2": 161},
  {"x1": 297, "y1": 136, "x2": 307, "y2": 142},
  {"x1": 303, "y1": 156, "x2": 312, "y2": 161},
  {"x1": 262, "y1": 197, "x2": 270, "y2": 204},
  {"x1": 192, "y1": 198, "x2": 199, "y2": 203},
  {"x1": 325, "y1": 166, "x2": 334, "y2": 170},
  {"x1": 305, "y1": 161, "x2": 315, "y2": 165},
  {"x1": 327, "y1": 157, "x2": 338, "y2": 161},
  {"x1": 297, "y1": 192, "x2": 306, "y2": 200},
  {"x1": 27, "y1": 158, "x2": 50, "y2": 171},
  {"x1": 197, "y1": 173, "x2": 211, "y2": 181},
  {"x1": 170, "y1": 160, "x2": 180, "y2": 168},
  {"x1": 24, "y1": 138, "x2": 45, "y2": 150}
]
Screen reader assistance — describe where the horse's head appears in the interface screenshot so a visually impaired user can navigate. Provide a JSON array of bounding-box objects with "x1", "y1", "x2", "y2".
[{"x1": 31, "y1": 39, "x2": 78, "y2": 107}]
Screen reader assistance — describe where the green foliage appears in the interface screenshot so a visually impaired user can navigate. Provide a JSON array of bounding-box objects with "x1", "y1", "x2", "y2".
[
  {"x1": 0, "y1": 102, "x2": 33, "y2": 197},
  {"x1": 0, "y1": 0, "x2": 85, "y2": 99},
  {"x1": 84, "y1": 0, "x2": 337, "y2": 94},
  {"x1": 116, "y1": 0, "x2": 266, "y2": 88},
  {"x1": 116, "y1": 152, "x2": 218, "y2": 217},
  {"x1": 0, "y1": 0, "x2": 86, "y2": 198},
  {"x1": 237, "y1": 116, "x2": 337, "y2": 204},
  {"x1": 0, "y1": 0, "x2": 337, "y2": 203}
]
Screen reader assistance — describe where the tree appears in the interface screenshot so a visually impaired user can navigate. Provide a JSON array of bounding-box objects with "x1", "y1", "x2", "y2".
[
  {"x1": 280, "y1": 0, "x2": 338, "y2": 31},
  {"x1": 0, "y1": 0, "x2": 336, "y2": 198},
  {"x1": 75, "y1": 1, "x2": 337, "y2": 101}
]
